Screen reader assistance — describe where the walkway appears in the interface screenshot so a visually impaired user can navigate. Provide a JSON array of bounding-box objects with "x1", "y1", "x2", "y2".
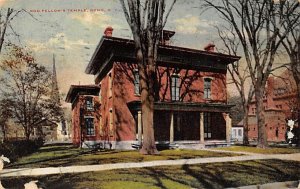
[{"x1": 1, "y1": 152, "x2": 300, "y2": 178}]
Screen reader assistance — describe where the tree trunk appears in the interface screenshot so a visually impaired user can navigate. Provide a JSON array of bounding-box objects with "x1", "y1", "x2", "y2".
[
  {"x1": 243, "y1": 106, "x2": 250, "y2": 145},
  {"x1": 25, "y1": 131, "x2": 31, "y2": 141},
  {"x1": 255, "y1": 87, "x2": 268, "y2": 148},
  {"x1": 136, "y1": 47, "x2": 158, "y2": 155},
  {"x1": 291, "y1": 62, "x2": 300, "y2": 146},
  {"x1": 290, "y1": 42, "x2": 300, "y2": 146},
  {"x1": 1, "y1": 124, "x2": 6, "y2": 141}
]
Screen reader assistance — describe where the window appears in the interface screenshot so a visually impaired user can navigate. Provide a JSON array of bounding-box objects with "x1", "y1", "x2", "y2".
[
  {"x1": 99, "y1": 115, "x2": 103, "y2": 136},
  {"x1": 171, "y1": 74, "x2": 180, "y2": 101},
  {"x1": 85, "y1": 117, "x2": 95, "y2": 136},
  {"x1": 99, "y1": 84, "x2": 102, "y2": 103},
  {"x1": 238, "y1": 129, "x2": 242, "y2": 137},
  {"x1": 108, "y1": 72, "x2": 112, "y2": 97},
  {"x1": 109, "y1": 108, "x2": 113, "y2": 136},
  {"x1": 204, "y1": 112, "x2": 212, "y2": 139},
  {"x1": 134, "y1": 69, "x2": 140, "y2": 95},
  {"x1": 204, "y1": 78, "x2": 212, "y2": 99},
  {"x1": 86, "y1": 96, "x2": 94, "y2": 110},
  {"x1": 275, "y1": 128, "x2": 279, "y2": 137},
  {"x1": 232, "y1": 129, "x2": 236, "y2": 138}
]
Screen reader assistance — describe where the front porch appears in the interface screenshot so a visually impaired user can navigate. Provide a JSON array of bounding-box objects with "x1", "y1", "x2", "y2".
[{"x1": 128, "y1": 101, "x2": 233, "y2": 149}]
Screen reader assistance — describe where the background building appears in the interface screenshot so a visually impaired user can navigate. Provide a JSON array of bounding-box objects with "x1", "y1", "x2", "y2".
[{"x1": 248, "y1": 69, "x2": 298, "y2": 142}]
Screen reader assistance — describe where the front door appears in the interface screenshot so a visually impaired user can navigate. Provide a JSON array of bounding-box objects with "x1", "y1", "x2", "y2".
[{"x1": 174, "y1": 112, "x2": 200, "y2": 141}]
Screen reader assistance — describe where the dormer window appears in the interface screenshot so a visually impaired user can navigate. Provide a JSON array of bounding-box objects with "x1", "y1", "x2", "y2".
[
  {"x1": 134, "y1": 69, "x2": 140, "y2": 95},
  {"x1": 86, "y1": 96, "x2": 94, "y2": 111},
  {"x1": 171, "y1": 74, "x2": 180, "y2": 101},
  {"x1": 204, "y1": 78, "x2": 212, "y2": 99}
]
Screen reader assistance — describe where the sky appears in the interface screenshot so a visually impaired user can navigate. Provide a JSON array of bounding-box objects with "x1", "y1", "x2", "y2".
[{"x1": 0, "y1": 0, "x2": 272, "y2": 102}]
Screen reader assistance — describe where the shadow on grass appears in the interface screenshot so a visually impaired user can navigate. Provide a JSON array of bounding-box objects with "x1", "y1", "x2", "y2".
[{"x1": 1, "y1": 159, "x2": 300, "y2": 189}]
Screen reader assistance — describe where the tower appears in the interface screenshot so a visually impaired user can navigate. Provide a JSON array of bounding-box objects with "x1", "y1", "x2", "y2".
[
  {"x1": 51, "y1": 54, "x2": 60, "y2": 104},
  {"x1": 51, "y1": 54, "x2": 67, "y2": 136}
]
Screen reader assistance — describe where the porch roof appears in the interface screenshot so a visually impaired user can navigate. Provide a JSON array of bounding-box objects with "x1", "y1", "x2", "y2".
[{"x1": 127, "y1": 101, "x2": 234, "y2": 113}]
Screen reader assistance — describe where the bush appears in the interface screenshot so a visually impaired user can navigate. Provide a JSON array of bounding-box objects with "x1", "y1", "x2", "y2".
[{"x1": 0, "y1": 138, "x2": 44, "y2": 162}]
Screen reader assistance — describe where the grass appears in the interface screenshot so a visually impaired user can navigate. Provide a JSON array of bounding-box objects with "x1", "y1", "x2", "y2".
[
  {"x1": 2, "y1": 159, "x2": 300, "y2": 189},
  {"x1": 215, "y1": 145, "x2": 300, "y2": 154},
  {"x1": 8, "y1": 144, "x2": 240, "y2": 169}
]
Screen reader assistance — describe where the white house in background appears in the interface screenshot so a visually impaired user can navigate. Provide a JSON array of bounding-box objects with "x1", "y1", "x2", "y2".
[{"x1": 231, "y1": 120, "x2": 244, "y2": 142}]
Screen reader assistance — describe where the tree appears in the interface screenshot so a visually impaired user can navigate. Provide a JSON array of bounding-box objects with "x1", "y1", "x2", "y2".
[
  {"x1": 0, "y1": 44, "x2": 61, "y2": 140},
  {"x1": 216, "y1": 26, "x2": 254, "y2": 145},
  {"x1": 202, "y1": 0, "x2": 300, "y2": 148},
  {"x1": 0, "y1": 97, "x2": 13, "y2": 141},
  {"x1": 119, "y1": 0, "x2": 176, "y2": 154},
  {"x1": 279, "y1": 6, "x2": 300, "y2": 145}
]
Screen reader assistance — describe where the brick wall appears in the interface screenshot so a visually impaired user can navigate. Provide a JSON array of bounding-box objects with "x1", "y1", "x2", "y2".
[{"x1": 98, "y1": 62, "x2": 228, "y2": 142}]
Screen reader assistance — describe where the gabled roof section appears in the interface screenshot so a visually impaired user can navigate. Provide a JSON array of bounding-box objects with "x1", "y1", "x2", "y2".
[
  {"x1": 65, "y1": 85, "x2": 100, "y2": 103},
  {"x1": 85, "y1": 36, "x2": 241, "y2": 82}
]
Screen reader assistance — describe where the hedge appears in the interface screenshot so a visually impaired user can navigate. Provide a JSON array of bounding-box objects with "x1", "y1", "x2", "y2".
[{"x1": 0, "y1": 138, "x2": 44, "y2": 162}]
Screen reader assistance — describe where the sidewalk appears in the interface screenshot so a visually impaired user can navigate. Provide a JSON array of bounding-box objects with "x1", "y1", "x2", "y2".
[{"x1": 1, "y1": 152, "x2": 300, "y2": 178}]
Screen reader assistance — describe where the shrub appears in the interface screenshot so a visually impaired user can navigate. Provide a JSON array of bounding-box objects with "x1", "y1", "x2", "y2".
[{"x1": 0, "y1": 138, "x2": 44, "y2": 162}]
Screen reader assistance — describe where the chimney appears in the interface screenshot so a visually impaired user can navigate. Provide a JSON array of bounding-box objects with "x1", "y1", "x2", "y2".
[
  {"x1": 204, "y1": 43, "x2": 215, "y2": 52},
  {"x1": 161, "y1": 30, "x2": 175, "y2": 45},
  {"x1": 104, "y1": 26, "x2": 113, "y2": 37},
  {"x1": 266, "y1": 77, "x2": 276, "y2": 109}
]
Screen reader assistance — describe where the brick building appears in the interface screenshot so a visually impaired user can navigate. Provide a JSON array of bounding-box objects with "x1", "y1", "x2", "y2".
[
  {"x1": 248, "y1": 69, "x2": 298, "y2": 142},
  {"x1": 66, "y1": 27, "x2": 240, "y2": 149},
  {"x1": 65, "y1": 85, "x2": 101, "y2": 147}
]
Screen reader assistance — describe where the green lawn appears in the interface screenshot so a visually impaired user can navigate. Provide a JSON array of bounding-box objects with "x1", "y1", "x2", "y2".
[
  {"x1": 215, "y1": 145, "x2": 300, "y2": 154},
  {"x1": 8, "y1": 144, "x2": 240, "y2": 169},
  {"x1": 2, "y1": 159, "x2": 300, "y2": 189}
]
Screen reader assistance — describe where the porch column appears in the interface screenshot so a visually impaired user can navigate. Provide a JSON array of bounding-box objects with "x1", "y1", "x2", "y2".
[
  {"x1": 225, "y1": 113, "x2": 232, "y2": 143},
  {"x1": 137, "y1": 111, "x2": 142, "y2": 145},
  {"x1": 170, "y1": 112, "x2": 174, "y2": 143},
  {"x1": 200, "y1": 112, "x2": 204, "y2": 143}
]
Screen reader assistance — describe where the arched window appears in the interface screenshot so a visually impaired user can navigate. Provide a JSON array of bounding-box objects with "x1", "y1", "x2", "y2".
[
  {"x1": 133, "y1": 69, "x2": 140, "y2": 95},
  {"x1": 204, "y1": 78, "x2": 212, "y2": 99},
  {"x1": 171, "y1": 74, "x2": 180, "y2": 101}
]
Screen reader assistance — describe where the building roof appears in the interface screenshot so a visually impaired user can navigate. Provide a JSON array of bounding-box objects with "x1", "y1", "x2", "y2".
[
  {"x1": 65, "y1": 85, "x2": 100, "y2": 103},
  {"x1": 85, "y1": 36, "x2": 241, "y2": 83},
  {"x1": 35, "y1": 119, "x2": 58, "y2": 128}
]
